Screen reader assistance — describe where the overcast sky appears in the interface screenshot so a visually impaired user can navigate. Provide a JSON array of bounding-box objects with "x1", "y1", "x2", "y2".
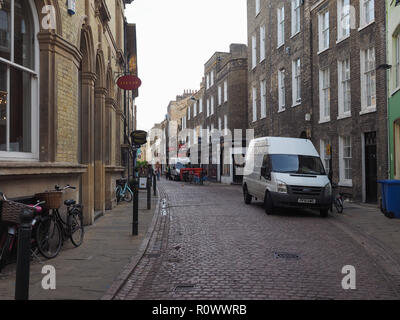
[{"x1": 125, "y1": 0, "x2": 247, "y2": 132}]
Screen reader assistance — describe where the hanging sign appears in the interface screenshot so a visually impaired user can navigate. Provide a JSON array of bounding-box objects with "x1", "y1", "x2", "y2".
[
  {"x1": 117, "y1": 75, "x2": 142, "y2": 91},
  {"x1": 130, "y1": 130, "x2": 148, "y2": 146}
]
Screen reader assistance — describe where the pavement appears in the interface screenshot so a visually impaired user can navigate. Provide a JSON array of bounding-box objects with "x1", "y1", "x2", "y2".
[
  {"x1": 108, "y1": 178, "x2": 400, "y2": 300},
  {"x1": 0, "y1": 189, "x2": 159, "y2": 300}
]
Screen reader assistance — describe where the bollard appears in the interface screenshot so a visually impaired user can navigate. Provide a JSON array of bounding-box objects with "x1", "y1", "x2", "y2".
[
  {"x1": 153, "y1": 173, "x2": 157, "y2": 196},
  {"x1": 147, "y1": 175, "x2": 151, "y2": 210},
  {"x1": 15, "y1": 209, "x2": 34, "y2": 300},
  {"x1": 132, "y1": 179, "x2": 139, "y2": 236}
]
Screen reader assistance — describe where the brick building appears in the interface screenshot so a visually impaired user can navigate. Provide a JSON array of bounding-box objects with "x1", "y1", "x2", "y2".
[
  {"x1": 247, "y1": 0, "x2": 388, "y2": 202},
  {"x1": 0, "y1": 0, "x2": 137, "y2": 224}
]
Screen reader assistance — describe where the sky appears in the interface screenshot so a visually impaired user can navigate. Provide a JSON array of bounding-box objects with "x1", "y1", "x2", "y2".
[{"x1": 125, "y1": 0, "x2": 248, "y2": 132}]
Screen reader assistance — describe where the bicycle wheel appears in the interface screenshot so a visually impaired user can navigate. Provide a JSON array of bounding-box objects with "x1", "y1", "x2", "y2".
[
  {"x1": 123, "y1": 190, "x2": 133, "y2": 202},
  {"x1": 68, "y1": 210, "x2": 84, "y2": 247},
  {"x1": 115, "y1": 186, "x2": 122, "y2": 203},
  {"x1": 0, "y1": 234, "x2": 14, "y2": 271},
  {"x1": 334, "y1": 198, "x2": 344, "y2": 214},
  {"x1": 36, "y1": 217, "x2": 62, "y2": 259}
]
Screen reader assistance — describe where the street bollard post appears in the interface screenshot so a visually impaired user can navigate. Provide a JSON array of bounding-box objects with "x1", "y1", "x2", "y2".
[
  {"x1": 15, "y1": 208, "x2": 35, "y2": 300},
  {"x1": 153, "y1": 172, "x2": 157, "y2": 196},
  {"x1": 147, "y1": 174, "x2": 151, "y2": 210}
]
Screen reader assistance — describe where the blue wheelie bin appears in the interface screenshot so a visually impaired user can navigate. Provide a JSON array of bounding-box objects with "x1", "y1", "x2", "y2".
[{"x1": 378, "y1": 180, "x2": 400, "y2": 219}]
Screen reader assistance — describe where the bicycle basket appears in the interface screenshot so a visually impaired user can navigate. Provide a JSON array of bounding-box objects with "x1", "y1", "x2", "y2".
[
  {"x1": 35, "y1": 191, "x2": 63, "y2": 210},
  {"x1": 0, "y1": 199, "x2": 35, "y2": 224}
]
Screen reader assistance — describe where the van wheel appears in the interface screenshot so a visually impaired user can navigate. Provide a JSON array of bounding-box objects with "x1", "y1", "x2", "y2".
[
  {"x1": 264, "y1": 191, "x2": 274, "y2": 215},
  {"x1": 243, "y1": 186, "x2": 252, "y2": 204},
  {"x1": 320, "y1": 209, "x2": 329, "y2": 218}
]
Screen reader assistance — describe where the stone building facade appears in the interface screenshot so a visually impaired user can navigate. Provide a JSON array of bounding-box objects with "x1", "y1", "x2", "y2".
[
  {"x1": 0, "y1": 0, "x2": 137, "y2": 224},
  {"x1": 247, "y1": 0, "x2": 388, "y2": 202}
]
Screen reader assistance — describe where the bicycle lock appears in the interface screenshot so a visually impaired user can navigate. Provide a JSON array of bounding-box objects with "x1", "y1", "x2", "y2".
[{"x1": 15, "y1": 208, "x2": 34, "y2": 300}]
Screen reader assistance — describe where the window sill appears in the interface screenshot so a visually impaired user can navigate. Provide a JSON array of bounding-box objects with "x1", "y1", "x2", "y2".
[
  {"x1": 336, "y1": 35, "x2": 350, "y2": 45},
  {"x1": 318, "y1": 118, "x2": 330, "y2": 124},
  {"x1": 317, "y1": 47, "x2": 330, "y2": 55},
  {"x1": 339, "y1": 180, "x2": 353, "y2": 188},
  {"x1": 260, "y1": 115, "x2": 267, "y2": 120},
  {"x1": 259, "y1": 57, "x2": 266, "y2": 64},
  {"x1": 290, "y1": 31, "x2": 301, "y2": 39},
  {"x1": 337, "y1": 113, "x2": 351, "y2": 120},
  {"x1": 359, "y1": 106, "x2": 376, "y2": 115},
  {"x1": 292, "y1": 101, "x2": 301, "y2": 107},
  {"x1": 0, "y1": 162, "x2": 88, "y2": 176},
  {"x1": 358, "y1": 20, "x2": 375, "y2": 32},
  {"x1": 278, "y1": 108, "x2": 285, "y2": 113},
  {"x1": 277, "y1": 43, "x2": 284, "y2": 50}
]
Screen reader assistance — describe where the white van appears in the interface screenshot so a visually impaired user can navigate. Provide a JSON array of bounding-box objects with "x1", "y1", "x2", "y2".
[{"x1": 242, "y1": 137, "x2": 332, "y2": 217}]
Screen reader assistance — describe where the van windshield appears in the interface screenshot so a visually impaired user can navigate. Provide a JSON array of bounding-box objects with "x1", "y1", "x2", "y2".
[{"x1": 269, "y1": 154, "x2": 326, "y2": 175}]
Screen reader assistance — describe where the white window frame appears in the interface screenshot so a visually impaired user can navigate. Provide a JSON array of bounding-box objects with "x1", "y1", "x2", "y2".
[
  {"x1": 211, "y1": 95, "x2": 214, "y2": 115},
  {"x1": 338, "y1": 58, "x2": 351, "y2": 118},
  {"x1": 360, "y1": 47, "x2": 376, "y2": 113},
  {"x1": 277, "y1": 6, "x2": 285, "y2": 48},
  {"x1": 0, "y1": 0, "x2": 40, "y2": 161},
  {"x1": 252, "y1": 86, "x2": 257, "y2": 122},
  {"x1": 193, "y1": 102, "x2": 197, "y2": 117},
  {"x1": 218, "y1": 117, "x2": 222, "y2": 131},
  {"x1": 218, "y1": 85, "x2": 222, "y2": 105},
  {"x1": 278, "y1": 69, "x2": 286, "y2": 111},
  {"x1": 319, "y1": 68, "x2": 330, "y2": 123},
  {"x1": 206, "y1": 74, "x2": 210, "y2": 89},
  {"x1": 292, "y1": 58, "x2": 301, "y2": 106},
  {"x1": 252, "y1": 34, "x2": 257, "y2": 69},
  {"x1": 224, "y1": 80, "x2": 228, "y2": 102},
  {"x1": 395, "y1": 33, "x2": 400, "y2": 90},
  {"x1": 255, "y1": 0, "x2": 260, "y2": 16},
  {"x1": 318, "y1": 10, "x2": 330, "y2": 52},
  {"x1": 339, "y1": 136, "x2": 352, "y2": 186},
  {"x1": 187, "y1": 106, "x2": 191, "y2": 120},
  {"x1": 337, "y1": 0, "x2": 350, "y2": 41},
  {"x1": 210, "y1": 70, "x2": 214, "y2": 87},
  {"x1": 224, "y1": 114, "x2": 228, "y2": 135},
  {"x1": 260, "y1": 25, "x2": 266, "y2": 62},
  {"x1": 207, "y1": 98, "x2": 210, "y2": 117},
  {"x1": 320, "y1": 139, "x2": 331, "y2": 174},
  {"x1": 360, "y1": 0, "x2": 374, "y2": 28},
  {"x1": 199, "y1": 98, "x2": 203, "y2": 113},
  {"x1": 291, "y1": 0, "x2": 301, "y2": 37},
  {"x1": 260, "y1": 79, "x2": 267, "y2": 119}
]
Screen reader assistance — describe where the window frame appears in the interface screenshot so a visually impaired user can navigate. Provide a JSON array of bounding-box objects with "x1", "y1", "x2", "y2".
[
  {"x1": 360, "y1": 47, "x2": 376, "y2": 112},
  {"x1": 224, "y1": 80, "x2": 228, "y2": 102},
  {"x1": 277, "y1": 6, "x2": 285, "y2": 48},
  {"x1": 318, "y1": 10, "x2": 330, "y2": 52},
  {"x1": 260, "y1": 79, "x2": 267, "y2": 119},
  {"x1": 255, "y1": 0, "x2": 260, "y2": 16},
  {"x1": 0, "y1": 0, "x2": 40, "y2": 161},
  {"x1": 395, "y1": 33, "x2": 400, "y2": 90},
  {"x1": 339, "y1": 136, "x2": 352, "y2": 186},
  {"x1": 252, "y1": 86, "x2": 257, "y2": 122},
  {"x1": 338, "y1": 58, "x2": 351, "y2": 118},
  {"x1": 319, "y1": 68, "x2": 330, "y2": 122},
  {"x1": 292, "y1": 58, "x2": 301, "y2": 106},
  {"x1": 260, "y1": 24, "x2": 266, "y2": 62},
  {"x1": 278, "y1": 69, "x2": 286, "y2": 111},
  {"x1": 337, "y1": 0, "x2": 350, "y2": 41},
  {"x1": 291, "y1": 0, "x2": 301, "y2": 37},
  {"x1": 252, "y1": 34, "x2": 257, "y2": 69},
  {"x1": 360, "y1": 0, "x2": 375, "y2": 28}
]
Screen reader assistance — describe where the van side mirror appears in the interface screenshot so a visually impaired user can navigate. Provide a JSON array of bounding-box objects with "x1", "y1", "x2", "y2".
[{"x1": 261, "y1": 167, "x2": 271, "y2": 180}]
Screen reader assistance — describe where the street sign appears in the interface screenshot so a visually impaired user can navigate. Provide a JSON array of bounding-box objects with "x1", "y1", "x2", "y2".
[
  {"x1": 117, "y1": 75, "x2": 142, "y2": 91},
  {"x1": 131, "y1": 130, "x2": 147, "y2": 146}
]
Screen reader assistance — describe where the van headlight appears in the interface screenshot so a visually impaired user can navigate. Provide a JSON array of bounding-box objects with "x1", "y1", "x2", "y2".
[
  {"x1": 324, "y1": 182, "x2": 332, "y2": 197},
  {"x1": 277, "y1": 181, "x2": 288, "y2": 194}
]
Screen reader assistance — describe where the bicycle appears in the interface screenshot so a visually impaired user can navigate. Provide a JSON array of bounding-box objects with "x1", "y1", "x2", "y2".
[
  {"x1": 35, "y1": 185, "x2": 84, "y2": 259},
  {"x1": 0, "y1": 193, "x2": 45, "y2": 271},
  {"x1": 115, "y1": 178, "x2": 133, "y2": 203},
  {"x1": 193, "y1": 173, "x2": 211, "y2": 186},
  {"x1": 332, "y1": 183, "x2": 344, "y2": 214}
]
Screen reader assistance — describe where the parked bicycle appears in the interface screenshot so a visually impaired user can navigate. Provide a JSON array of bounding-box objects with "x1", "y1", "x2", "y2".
[
  {"x1": 193, "y1": 172, "x2": 211, "y2": 186},
  {"x1": 0, "y1": 192, "x2": 45, "y2": 271},
  {"x1": 332, "y1": 183, "x2": 344, "y2": 213},
  {"x1": 35, "y1": 185, "x2": 84, "y2": 259},
  {"x1": 115, "y1": 178, "x2": 133, "y2": 203}
]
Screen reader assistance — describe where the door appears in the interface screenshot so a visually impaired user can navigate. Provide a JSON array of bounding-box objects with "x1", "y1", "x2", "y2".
[{"x1": 365, "y1": 132, "x2": 377, "y2": 203}]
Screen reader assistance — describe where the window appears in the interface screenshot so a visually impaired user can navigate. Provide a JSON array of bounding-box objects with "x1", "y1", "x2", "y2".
[
  {"x1": 260, "y1": 25, "x2": 266, "y2": 62},
  {"x1": 291, "y1": 0, "x2": 301, "y2": 36},
  {"x1": 218, "y1": 85, "x2": 222, "y2": 105},
  {"x1": 218, "y1": 117, "x2": 222, "y2": 131},
  {"x1": 188, "y1": 106, "x2": 191, "y2": 120},
  {"x1": 199, "y1": 98, "x2": 203, "y2": 113},
  {"x1": 211, "y1": 95, "x2": 214, "y2": 115},
  {"x1": 319, "y1": 68, "x2": 330, "y2": 122},
  {"x1": 224, "y1": 80, "x2": 228, "y2": 102},
  {"x1": 360, "y1": 0, "x2": 374, "y2": 27},
  {"x1": 207, "y1": 98, "x2": 210, "y2": 117},
  {"x1": 193, "y1": 102, "x2": 197, "y2": 117},
  {"x1": 277, "y1": 6, "x2": 285, "y2": 47},
  {"x1": 338, "y1": 0, "x2": 350, "y2": 40},
  {"x1": 361, "y1": 47, "x2": 376, "y2": 111},
  {"x1": 252, "y1": 86, "x2": 257, "y2": 122},
  {"x1": 206, "y1": 74, "x2": 210, "y2": 89},
  {"x1": 395, "y1": 34, "x2": 400, "y2": 89},
  {"x1": 255, "y1": 0, "x2": 260, "y2": 16},
  {"x1": 320, "y1": 139, "x2": 331, "y2": 174},
  {"x1": 224, "y1": 114, "x2": 228, "y2": 135},
  {"x1": 252, "y1": 34, "x2": 257, "y2": 69},
  {"x1": 292, "y1": 58, "x2": 301, "y2": 105},
  {"x1": 278, "y1": 69, "x2": 285, "y2": 111},
  {"x1": 339, "y1": 136, "x2": 352, "y2": 184},
  {"x1": 318, "y1": 10, "x2": 329, "y2": 52},
  {"x1": 260, "y1": 79, "x2": 267, "y2": 119},
  {"x1": 338, "y1": 58, "x2": 351, "y2": 116},
  {"x1": 210, "y1": 70, "x2": 214, "y2": 87},
  {"x1": 0, "y1": 0, "x2": 39, "y2": 159}
]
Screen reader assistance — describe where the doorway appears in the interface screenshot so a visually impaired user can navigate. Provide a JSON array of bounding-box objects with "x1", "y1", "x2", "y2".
[{"x1": 365, "y1": 132, "x2": 377, "y2": 203}]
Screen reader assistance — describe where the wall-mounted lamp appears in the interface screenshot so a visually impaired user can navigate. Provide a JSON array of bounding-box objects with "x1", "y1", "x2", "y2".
[
  {"x1": 305, "y1": 113, "x2": 311, "y2": 122},
  {"x1": 67, "y1": 0, "x2": 76, "y2": 15}
]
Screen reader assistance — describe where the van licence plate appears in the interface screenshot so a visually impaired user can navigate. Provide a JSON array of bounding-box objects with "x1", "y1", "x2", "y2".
[{"x1": 298, "y1": 198, "x2": 316, "y2": 204}]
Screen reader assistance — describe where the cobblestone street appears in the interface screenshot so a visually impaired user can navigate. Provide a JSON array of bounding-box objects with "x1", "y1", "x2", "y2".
[{"x1": 110, "y1": 179, "x2": 400, "y2": 300}]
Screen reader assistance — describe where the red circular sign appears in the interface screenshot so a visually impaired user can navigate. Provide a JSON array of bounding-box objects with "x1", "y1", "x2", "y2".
[{"x1": 117, "y1": 75, "x2": 142, "y2": 90}]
